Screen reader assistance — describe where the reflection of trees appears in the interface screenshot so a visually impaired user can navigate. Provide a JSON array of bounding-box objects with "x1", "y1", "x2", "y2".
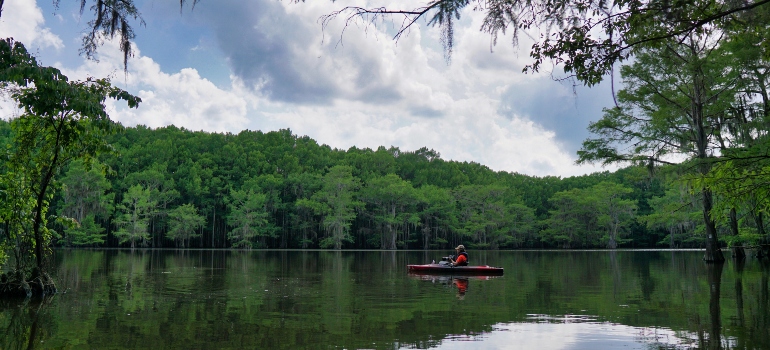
[
  {"x1": 759, "y1": 260, "x2": 770, "y2": 346},
  {"x1": 0, "y1": 296, "x2": 55, "y2": 350},
  {"x1": 610, "y1": 251, "x2": 621, "y2": 299},
  {"x1": 704, "y1": 263, "x2": 724, "y2": 350},
  {"x1": 733, "y1": 260, "x2": 745, "y2": 329},
  {"x1": 634, "y1": 252, "x2": 656, "y2": 301}
]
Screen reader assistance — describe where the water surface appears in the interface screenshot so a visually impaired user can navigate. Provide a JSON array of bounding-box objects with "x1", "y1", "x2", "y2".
[{"x1": 1, "y1": 250, "x2": 768, "y2": 349}]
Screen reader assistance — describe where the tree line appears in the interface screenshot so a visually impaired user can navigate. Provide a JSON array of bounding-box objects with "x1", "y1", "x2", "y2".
[{"x1": 1, "y1": 119, "x2": 759, "y2": 252}]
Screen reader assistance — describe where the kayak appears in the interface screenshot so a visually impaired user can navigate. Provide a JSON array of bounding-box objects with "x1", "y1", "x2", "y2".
[
  {"x1": 407, "y1": 263, "x2": 504, "y2": 275},
  {"x1": 408, "y1": 273, "x2": 500, "y2": 281}
]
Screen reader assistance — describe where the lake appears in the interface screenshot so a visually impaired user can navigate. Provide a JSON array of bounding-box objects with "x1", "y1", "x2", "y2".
[{"x1": 1, "y1": 250, "x2": 768, "y2": 349}]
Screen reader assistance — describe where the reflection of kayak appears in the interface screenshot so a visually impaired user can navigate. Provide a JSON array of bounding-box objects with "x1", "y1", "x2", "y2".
[{"x1": 407, "y1": 263, "x2": 504, "y2": 275}]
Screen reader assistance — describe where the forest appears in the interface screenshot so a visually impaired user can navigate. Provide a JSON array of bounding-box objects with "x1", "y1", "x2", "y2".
[{"x1": 0, "y1": 119, "x2": 759, "y2": 252}]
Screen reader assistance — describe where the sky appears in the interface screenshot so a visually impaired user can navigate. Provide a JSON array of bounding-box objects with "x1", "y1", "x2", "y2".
[{"x1": 0, "y1": 0, "x2": 620, "y2": 177}]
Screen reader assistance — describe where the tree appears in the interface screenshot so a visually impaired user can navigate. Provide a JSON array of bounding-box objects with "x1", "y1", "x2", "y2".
[
  {"x1": 577, "y1": 30, "x2": 738, "y2": 262},
  {"x1": 0, "y1": 38, "x2": 139, "y2": 278},
  {"x1": 453, "y1": 185, "x2": 535, "y2": 249},
  {"x1": 297, "y1": 165, "x2": 362, "y2": 250},
  {"x1": 226, "y1": 185, "x2": 274, "y2": 249},
  {"x1": 592, "y1": 181, "x2": 637, "y2": 249},
  {"x1": 643, "y1": 185, "x2": 703, "y2": 248},
  {"x1": 114, "y1": 185, "x2": 155, "y2": 248},
  {"x1": 59, "y1": 160, "x2": 112, "y2": 223},
  {"x1": 125, "y1": 165, "x2": 181, "y2": 246},
  {"x1": 66, "y1": 214, "x2": 107, "y2": 246},
  {"x1": 167, "y1": 204, "x2": 205, "y2": 248},
  {"x1": 285, "y1": 171, "x2": 323, "y2": 248},
  {"x1": 540, "y1": 187, "x2": 600, "y2": 248},
  {"x1": 691, "y1": 15, "x2": 770, "y2": 247},
  {"x1": 414, "y1": 185, "x2": 456, "y2": 249},
  {"x1": 360, "y1": 174, "x2": 419, "y2": 250},
  {"x1": 252, "y1": 174, "x2": 287, "y2": 247},
  {"x1": 0, "y1": 168, "x2": 38, "y2": 274},
  {"x1": 58, "y1": 160, "x2": 112, "y2": 246}
]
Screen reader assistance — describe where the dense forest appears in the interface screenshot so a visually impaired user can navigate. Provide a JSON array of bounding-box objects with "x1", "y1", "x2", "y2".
[{"x1": 0, "y1": 119, "x2": 756, "y2": 251}]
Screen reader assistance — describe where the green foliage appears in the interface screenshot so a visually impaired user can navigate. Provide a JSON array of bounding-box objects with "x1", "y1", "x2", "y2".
[
  {"x1": 114, "y1": 185, "x2": 154, "y2": 248},
  {"x1": 591, "y1": 182, "x2": 637, "y2": 248},
  {"x1": 31, "y1": 123, "x2": 753, "y2": 251},
  {"x1": 414, "y1": 185, "x2": 456, "y2": 249},
  {"x1": 360, "y1": 173, "x2": 418, "y2": 249},
  {"x1": 0, "y1": 38, "x2": 139, "y2": 272},
  {"x1": 299, "y1": 165, "x2": 362, "y2": 249},
  {"x1": 60, "y1": 161, "x2": 113, "y2": 212},
  {"x1": 226, "y1": 182, "x2": 274, "y2": 249},
  {"x1": 453, "y1": 185, "x2": 535, "y2": 249},
  {"x1": 576, "y1": 30, "x2": 751, "y2": 261},
  {"x1": 2, "y1": 115, "x2": 761, "y2": 252},
  {"x1": 167, "y1": 204, "x2": 205, "y2": 248},
  {"x1": 540, "y1": 182, "x2": 637, "y2": 248},
  {"x1": 66, "y1": 214, "x2": 107, "y2": 246},
  {"x1": 540, "y1": 187, "x2": 601, "y2": 248},
  {"x1": 0, "y1": 169, "x2": 38, "y2": 271},
  {"x1": 722, "y1": 230, "x2": 763, "y2": 248},
  {"x1": 642, "y1": 186, "x2": 703, "y2": 248}
]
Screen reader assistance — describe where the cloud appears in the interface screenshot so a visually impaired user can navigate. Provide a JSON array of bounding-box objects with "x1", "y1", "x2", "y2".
[
  {"x1": 498, "y1": 76, "x2": 617, "y2": 154},
  {"x1": 193, "y1": 0, "x2": 342, "y2": 104},
  {"x1": 192, "y1": 0, "x2": 455, "y2": 108},
  {"x1": 0, "y1": 0, "x2": 63, "y2": 49},
  {"x1": 63, "y1": 40, "x2": 249, "y2": 133},
  {"x1": 0, "y1": 0, "x2": 64, "y2": 120}
]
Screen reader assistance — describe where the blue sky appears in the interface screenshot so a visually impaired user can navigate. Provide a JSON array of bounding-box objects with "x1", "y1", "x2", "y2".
[{"x1": 0, "y1": 0, "x2": 619, "y2": 177}]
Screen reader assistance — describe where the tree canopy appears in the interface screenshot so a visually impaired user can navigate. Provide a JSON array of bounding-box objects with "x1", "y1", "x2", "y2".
[{"x1": 0, "y1": 38, "x2": 139, "y2": 291}]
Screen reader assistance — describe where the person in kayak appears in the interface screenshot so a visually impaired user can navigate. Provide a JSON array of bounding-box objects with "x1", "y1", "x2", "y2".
[{"x1": 449, "y1": 245, "x2": 468, "y2": 266}]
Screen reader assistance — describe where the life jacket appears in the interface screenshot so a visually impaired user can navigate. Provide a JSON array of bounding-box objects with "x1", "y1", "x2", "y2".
[{"x1": 456, "y1": 252, "x2": 469, "y2": 266}]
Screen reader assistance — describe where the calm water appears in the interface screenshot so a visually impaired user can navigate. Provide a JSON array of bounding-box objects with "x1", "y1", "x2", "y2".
[{"x1": 1, "y1": 250, "x2": 769, "y2": 349}]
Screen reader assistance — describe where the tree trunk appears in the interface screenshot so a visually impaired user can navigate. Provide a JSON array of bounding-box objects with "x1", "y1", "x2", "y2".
[
  {"x1": 690, "y1": 47, "x2": 723, "y2": 264},
  {"x1": 730, "y1": 208, "x2": 745, "y2": 260},
  {"x1": 608, "y1": 223, "x2": 618, "y2": 249},
  {"x1": 757, "y1": 211, "x2": 766, "y2": 237},
  {"x1": 391, "y1": 205, "x2": 397, "y2": 249},
  {"x1": 703, "y1": 188, "x2": 725, "y2": 263},
  {"x1": 33, "y1": 164, "x2": 57, "y2": 272}
]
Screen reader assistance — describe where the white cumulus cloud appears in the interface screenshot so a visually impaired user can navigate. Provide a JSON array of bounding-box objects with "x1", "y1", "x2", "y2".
[
  {"x1": 63, "y1": 40, "x2": 249, "y2": 133},
  {"x1": 0, "y1": 0, "x2": 63, "y2": 49}
]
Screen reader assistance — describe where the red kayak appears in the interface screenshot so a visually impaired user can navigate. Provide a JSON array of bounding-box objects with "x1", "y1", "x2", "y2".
[{"x1": 407, "y1": 263, "x2": 504, "y2": 275}]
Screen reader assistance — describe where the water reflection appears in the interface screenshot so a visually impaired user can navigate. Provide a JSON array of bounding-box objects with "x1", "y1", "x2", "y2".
[
  {"x1": 408, "y1": 273, "x2": 501, "y2": 300},
  {"x1": 1, "y1": 250, "x2": 769, "y2": 349},
  {"x1": 453, "y1": 278, "x2": 468, "y2": 299},
  {"x1": 437, "y1": 321, "x2": 700, "y2": 349},
  {"x1": 705, "y1": 263, "x2": 724, "y2": 350}
]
